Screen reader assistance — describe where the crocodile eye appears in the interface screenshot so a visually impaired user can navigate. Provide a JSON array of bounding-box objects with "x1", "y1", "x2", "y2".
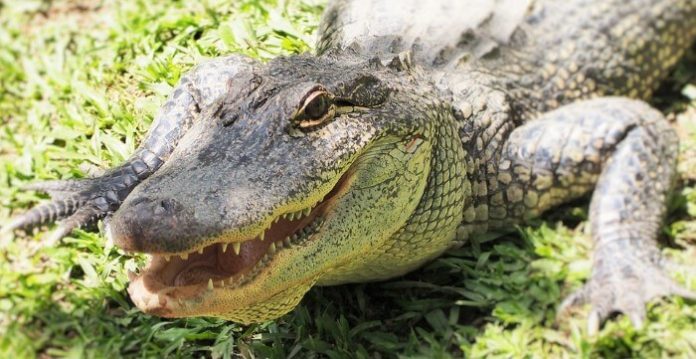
[
  {"x1": 295, "y1": 88, "x2": 335, "y2": 128},
  {"x1": 304, "y1": 93, "x2": 329, "y2": 118}
]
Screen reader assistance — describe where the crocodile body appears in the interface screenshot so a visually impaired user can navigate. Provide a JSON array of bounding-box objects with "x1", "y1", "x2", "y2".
[{"x1": 6, "y1": 0, "x2": 696, "y2": 328}]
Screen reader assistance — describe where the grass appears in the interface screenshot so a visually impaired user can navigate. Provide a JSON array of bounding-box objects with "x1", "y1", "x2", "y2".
[{"x1": 0, "y1": 0, "x2": 695, "y2": 357}]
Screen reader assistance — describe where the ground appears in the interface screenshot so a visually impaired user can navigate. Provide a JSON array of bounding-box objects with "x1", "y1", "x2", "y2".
[{"x1": 0, "y1": 1, "x2": 694, "y2": 358}]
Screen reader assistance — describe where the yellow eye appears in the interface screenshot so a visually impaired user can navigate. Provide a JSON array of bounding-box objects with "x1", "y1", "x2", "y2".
[{"x1": 295, "y1": 89, "x2": 335, "y2": 128}]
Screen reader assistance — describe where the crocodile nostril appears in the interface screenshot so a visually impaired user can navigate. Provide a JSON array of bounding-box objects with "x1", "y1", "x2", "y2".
[{"x1": 156, "y1": 198, "x2": 180, "y2": 215}]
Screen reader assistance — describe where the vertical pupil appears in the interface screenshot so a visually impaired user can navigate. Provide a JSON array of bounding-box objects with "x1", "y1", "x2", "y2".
[{"x1": 305, "y1": 94, "x2": 327, "y2": 118}]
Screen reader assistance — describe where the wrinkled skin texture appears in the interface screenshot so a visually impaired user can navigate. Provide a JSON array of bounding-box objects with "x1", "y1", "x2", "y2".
[{"x1": 6, "y1": 0, "x2": 696, "y2": 329}]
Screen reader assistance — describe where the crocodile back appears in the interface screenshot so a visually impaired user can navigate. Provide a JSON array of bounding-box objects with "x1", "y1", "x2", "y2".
[
  {"x1": 315, "y1": 0, "x2": 532, "y2": 66},
  {"x1": 500, "y1": 0, "x2": 696, "y2": 116},
  {"x1": 318, "y1": 0, "x2": 695, "y2": 118}
]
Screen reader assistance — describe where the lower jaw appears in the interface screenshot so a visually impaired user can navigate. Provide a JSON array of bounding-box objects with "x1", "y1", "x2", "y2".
[
  {"x1": 127, "y1": 277, "x2": 314, "y2": 324},
  {"x1": 126, "y1": 214, "x2": 327, "y2": 313}
]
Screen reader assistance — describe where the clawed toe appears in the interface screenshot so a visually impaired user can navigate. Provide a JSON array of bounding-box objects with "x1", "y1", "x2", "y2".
[
  {"x1": 557, "y1": 260, "x2": 695, "y2": 335},
  {"x1": 3, "y1": 176, "x2": 132, "y2": 242}
]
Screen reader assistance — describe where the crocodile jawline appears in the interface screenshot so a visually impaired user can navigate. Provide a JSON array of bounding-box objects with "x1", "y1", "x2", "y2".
[{"x1": 128, "y1": 168, "x2": 353, "y2": 299}]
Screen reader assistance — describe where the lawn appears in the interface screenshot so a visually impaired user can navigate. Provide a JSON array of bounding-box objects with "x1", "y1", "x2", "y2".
[{"x1": 0, "y1": 0, "x2": 695, "y2": 358}]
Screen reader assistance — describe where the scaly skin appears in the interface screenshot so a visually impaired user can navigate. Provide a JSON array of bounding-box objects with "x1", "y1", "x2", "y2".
[{"x1": 5, "y1": 0, "x2": 696, "y2": 329}]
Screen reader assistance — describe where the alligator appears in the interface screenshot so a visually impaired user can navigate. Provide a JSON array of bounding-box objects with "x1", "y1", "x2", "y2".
[{"x1": 5, "y1": 0, "x2": 696, "y2": 331}]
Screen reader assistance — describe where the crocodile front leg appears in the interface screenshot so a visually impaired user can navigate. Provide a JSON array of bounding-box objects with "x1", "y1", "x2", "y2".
[
  {"x1": 4, "y1": 55, "x2": 258, "y2": 243},
  {"x1": 489, "y1": 97, "x2": 695, "y2": 332}
]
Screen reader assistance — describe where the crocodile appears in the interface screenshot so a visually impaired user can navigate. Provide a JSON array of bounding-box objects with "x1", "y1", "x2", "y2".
[{"x1": 5, "y1": 0, "x2": 696, "y2": 330}]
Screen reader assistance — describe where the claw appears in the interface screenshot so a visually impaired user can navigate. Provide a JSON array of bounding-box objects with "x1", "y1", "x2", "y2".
[
  {"x1": 558, "y1": 258, "x2": 696, "y2": 333},
  {"x1": 3, "y1": 198, "x2": 83, "y2": 233},
  {"x1": 587, "y1": 310, "x2": 601, "y2": 337},
  {"x1": 669, "y1": 282, "x2": 696, "y2": 301},
  {"x1": 44, "y1": 205, "x2": 103, "y2": 246},
  {"x1": 557, "y1": 285, "x2": 588, "y2": 317},
  {"x1": 628, "y1": 311, "x2": 645, "y2": 329}
]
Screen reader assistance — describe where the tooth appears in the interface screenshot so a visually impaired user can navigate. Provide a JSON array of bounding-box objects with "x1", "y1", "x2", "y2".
[
  {"x1": 222, "y1": 243, "x2": 228, "y2": 252},
  {"x1": 274, "y1": 216, "x2": 280, "y2": 224},
  {"x1": 269, "y1": 242, "x2": 276, "y2": 253},
  {"x1": 219, "y1": 280, "x2": 225, "y2": 287},
  {"x1": 208, "y1": 278, "x2": 214, "y2": 290},
  {"x1": 198, "y1": 248, "x2": 204, "y2": 254},
  {"x1": 164, "y1": 255, "x2": 171, "y2": 262},
  {"x1": 259, "y1": 232, "x2": 265, "y2": 241},
  {"x1": 284, "y1": 237, "x2": 291, "y2": 246},
  {"x1": 146, "y1": 296, "x2": 156, "y2": 307},
  {"x1": 233, "y1": 242, "x2": 241, "y2": 255},
  {"x1": 180, "y1": 253, "x2": 188, "y2": 260},
  {"x1": 303, "y1": 208, "x2": 311, "y2": 216}
]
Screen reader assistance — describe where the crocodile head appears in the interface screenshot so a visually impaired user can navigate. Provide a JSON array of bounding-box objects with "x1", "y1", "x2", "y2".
[{"x1": 108, "y1": 54, "x2": 457, "y2": 323}]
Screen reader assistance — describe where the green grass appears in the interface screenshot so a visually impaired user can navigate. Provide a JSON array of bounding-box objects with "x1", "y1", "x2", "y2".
[{"x1": 0, "y1": 0, "x2": 695, "y2": 357}]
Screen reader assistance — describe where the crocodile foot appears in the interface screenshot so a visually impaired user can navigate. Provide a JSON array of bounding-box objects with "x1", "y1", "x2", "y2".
[
  {"x1": 3, "y1": 169, "x2": 140, "y2": 244},
  {"x1": 558, "y1": 245, "x2": 696, "y2": 335}
]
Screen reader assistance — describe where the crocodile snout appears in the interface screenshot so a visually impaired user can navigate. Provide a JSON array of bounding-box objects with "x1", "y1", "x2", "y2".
[{"x1": 108, "y1": 196, "x2": 197, "y2": 253}]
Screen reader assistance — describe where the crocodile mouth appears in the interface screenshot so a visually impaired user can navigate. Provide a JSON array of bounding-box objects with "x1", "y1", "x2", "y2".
[{"x1": 126, "y1": 169, "x2": 353, "y2": 309}]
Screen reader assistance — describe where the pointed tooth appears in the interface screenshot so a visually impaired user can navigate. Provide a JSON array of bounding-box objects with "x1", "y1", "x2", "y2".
[
  {"x1": 303, "y1": 207, "x2": 311, "y2": 216},
  {"x1": 259, "y1": 232, "x2": 265, "y2": 241},
  {"x1": 146, "y1": 296, "x2": 156, "y2": 307},
  {"x1": 233, "y1": 242, "x2": 241, "y2": 255},
  {"x1": 222, "y1": 243, "x2": 228, "y2": 253},
  {"x1": 208, "y1": 278, "x2": 214, "y2": 290},
  {"x1": 198, "y1": 248, "x2": 204, "y2": 254},
  {"x1": 274, "y1": 216, "x2": 280, "y2": 224},
  {"x1": 269, "y1": 242, "x2": 276, "y2": 253},
  {"x1": 164, "y1": 255, "x2": 171, "y2": 262},
  {"x1": 180, "y1": 253, "x2": 188, "y2": 260},
  {"x1": 219, "y1": 280, "x2": 225, "y2": 287},
  {"x1": 284, "y1": 237, "x2": 291, "y2": 246}
]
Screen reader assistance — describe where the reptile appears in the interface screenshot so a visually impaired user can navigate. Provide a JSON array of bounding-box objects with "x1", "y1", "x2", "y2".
[{"x1": 4, "y1": 0, "x2": 696, "y2": 331}]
